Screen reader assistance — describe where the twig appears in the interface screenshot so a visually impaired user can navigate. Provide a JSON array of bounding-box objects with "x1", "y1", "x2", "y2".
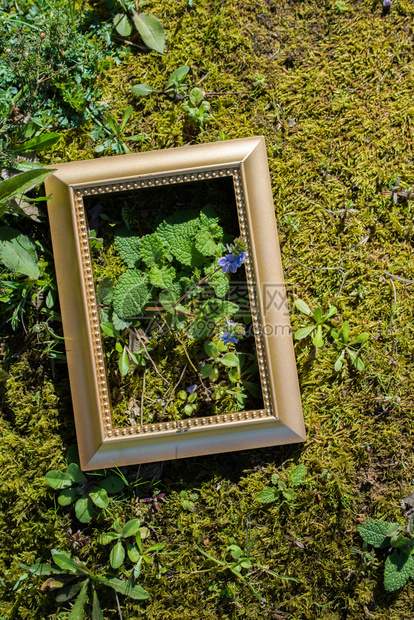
[
  {"x1": 383, "y1": 270, "x2": 414, "y2": 284},
  {"x1": 114, "y1": 590, "x2": 123, "y2": 620},
  {"x1": 140, "y1": 369, "x2": 145, "y2": 426},
  {"x1": 162, "y1": 363, "x2": 187, "y2": 409},
  {"x1": 292, "y1": 257, "x2": 345, "y2": 274},
  {"x1": 174, "y1": 332, "x2": 210, "y2": 397},
  {"x1": 134, "y1": 328, "x2": 170, "y2": 386}
]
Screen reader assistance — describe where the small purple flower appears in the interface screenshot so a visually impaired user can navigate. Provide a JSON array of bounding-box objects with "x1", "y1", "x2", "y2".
[
  {"x1": 383, "y1": 0, "x2": 392, "y2": 5},
  {"x1": 186, "y1": 384, "x2": 197, "y2": 394},
  {"x1": 226, "y1": 318, "x2": 236, "y2": 328},
  {"x1": 218, "y1": 254, "x2": 237, "y2": 273},
  {"x1": 222, "y1": 332, "x2": 238, "y2": 345}
]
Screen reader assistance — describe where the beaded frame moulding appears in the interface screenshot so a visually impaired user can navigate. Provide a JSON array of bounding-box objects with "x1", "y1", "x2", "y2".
[{"x1": 45, "y1": 137, "x2": 305, "y2": 470}]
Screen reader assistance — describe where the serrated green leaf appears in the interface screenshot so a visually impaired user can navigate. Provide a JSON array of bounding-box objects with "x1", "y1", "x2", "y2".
[
  {"x1": 110, "y1": 541, "x2": 125, "y2": 569},
  {"x1": 204, "y1": 263, "x2": 229, "y2": 298},
  {"x1": 58, "y1": 487, "x2": 77, "y2": 506},
  {"x1": 187, "y1": 317, "x2": 212, "y2": 339},
  {"x1": 195, "y1": 229, "x2": 220, "y2": 256},
  {"x1": 139, "y1": 233, "x2": 166, "y2": 267},
  {"x1": 75, "y1": 497, "x2": 94, "y2": 523},
  {"x1": 157, "y1": 211, "x2": 203, "y2": 267},
  {"x1": 89, "y1": 486, "x2": 109, "y2": 509},
  {"x1": 121, "y1": 519, "x2": 142, "y2": 538},
  {"x1": 201, "y1": 299, "x2": 239, "y2": 321},
  {"x1": 115, "y1": 228, "x2": 140, "y2": 268},
  {"x1": 384, "y1": 551, "x2": 414, "y2": 591},
  {"x1": 113, "y1": 13, "x2": 133, "y2": 36},
  {"x1": 132, "y1": 11, "x2": 165, "y2": 53},
  {"x1": 149, "y1": 264, "x2": 176, "y2": 288},
  {"x1": 257, "y1": 487, "x2": 279, "y2": 503},
  {"x1": 98, "y1": 475, "x2": 125, "y2": 494},
  {"x1": 67, "y1": 463, "x2": 87, "y2": 484},
  {"x1": 289, "y1": 464, "x2": 307, "y2": 487},
  {"x1": 358, "y1": 519, "x2": 395, "y2": 548},
  {"x1": 113, "y1": 270, "x2": 151, "y2": 320},
  {"x1": 131, "y1": 83, "x2": 156, "y2": 96},
  {"x1": 0, "y1": 227, "x2": 39, "y2": 278},
  {"x1": 45, "y1": 470, "x2": 73, "y2": 490}
]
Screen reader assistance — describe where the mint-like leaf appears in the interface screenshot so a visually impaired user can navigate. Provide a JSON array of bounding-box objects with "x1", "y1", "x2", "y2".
[
  {"x1": 115, "y1": 228, "x2": 140, "y2": 268},
  {"x1": 113, "y1": 270, "x2": 151, "y2": 320}
]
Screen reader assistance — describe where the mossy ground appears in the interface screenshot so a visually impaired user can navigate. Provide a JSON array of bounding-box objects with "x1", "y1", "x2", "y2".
[{"x1": 1, "y1": 0, "x2": 414, "y2": 617}]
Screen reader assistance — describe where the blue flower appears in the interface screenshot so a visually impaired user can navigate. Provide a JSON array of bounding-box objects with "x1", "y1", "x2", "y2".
[
  {"x1": 383, "y1": 0, "x2": 392, "y2": 5},
  {"x1": 218, "y1": 254, "x2": 237, "y2": 273},
  {"x1": 186, "y1": 385, "x2": 197, "y2": 394},
  {"x1": 235, "y1": 252, "x2": 247, "y2": 267},
  {"x1": 222, "y1": 332, "x2": 238, "y2": 345}
]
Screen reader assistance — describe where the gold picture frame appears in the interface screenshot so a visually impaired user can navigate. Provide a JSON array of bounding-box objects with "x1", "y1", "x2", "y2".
[{"x1": 45, "y1": 136, "x2": 305, "y2": 470}]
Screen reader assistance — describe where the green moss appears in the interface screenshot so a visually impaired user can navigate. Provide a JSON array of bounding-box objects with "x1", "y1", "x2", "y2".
[{"x1": 2, "y1": 0, "x2": 414, "y2": 617}]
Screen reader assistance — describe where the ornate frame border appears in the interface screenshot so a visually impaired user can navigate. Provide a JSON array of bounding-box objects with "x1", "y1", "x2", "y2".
[{"x1": 45, "y1": 136, "x2": 305, "y2": 470}]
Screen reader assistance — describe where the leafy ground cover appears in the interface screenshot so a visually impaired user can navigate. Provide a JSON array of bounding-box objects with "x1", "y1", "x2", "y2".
[{"x1": 1, "y1": 0, "x2": 414, "y2": 618}]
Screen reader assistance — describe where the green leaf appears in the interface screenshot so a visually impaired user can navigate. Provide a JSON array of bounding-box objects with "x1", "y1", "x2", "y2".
[
  {"x1": 0, "y1": 228, "x2": 39, "y2": 278},
  {"x1": 131, "y1": 83, "x2": 156, "y2": 96},
  {"x1": 201, "y1": 299, "x2": 239, "y2": 321},
  {"x1": 189, "y1": 87, "x2": 204, "y2": 106},
  {"x1": 166, "y1": 65, "x2": 190, "y2": 87},
  {"x1": 312, "y1": 324, "x2": 323, "y2": 348},
  {"x1": 98, "y1": 475, "x2": 125, "y2": 494},
  {"x1": 204, "y1": 341, "x2": 218, "y2": 359},
  {"x1": 12, "y1": 133, "x2": 60, "y2": 154},
  {"x1": 350, "y1": 333, "x2": 369, "y2": 345},
  {"x1": 242, "y1": 380, "x2": 262, "y2": 398},
  {"x1": 313, "y1": 307, "x2": 322, "y2": 323},
  {"x1": 110, "y1": 541, "x2": 126, "y2": 569},
  {"x1": 384, "y1": 551, "x2": 414, "y2": 591},
  {"x1": 132, "y1": 11, "x2": 165, "y2": 53},
  {"x1": 133, "y1": 557, "x2": 143, "y2": 579},
  {"x1": 257, "y1": 487, "x2": 279, "y2": 503},
  {"x1": 68, "y1": 579, "x2": 89, "y2": 620},
  {"x1": 115, "y1": 228, "x2": 140, "y2": 268},
  {"x1": 113, "y1": 13, "x2": 133, "y2": 36},
  {"x1": 56, "y1": 580, "x2": 85, "y2": 602},
  {"x1": 149, "y1": 264, "x2": 176, "y2": 288},
  {"x1": 92, "y1": 585, "x2": 104, "y2": 620},
  {"x1": 121, "y1": 518, "x2": 142, "y2": 538},
  {"x1": 221, "y1": 353, "x2": 239, "y2": 367},
  {"x1": 0, "y1": 168, "x2": 55, "y2": 206},
  {"x1": 75, "y1": 497, "x2": 94, "y2": 523},
  {"x1": 322, "y1": 305, "x2": 337, "y2": 322},
  {"x1": 89, "y1": 486, "x2": 109, "y2": 509},
  {"x1": 0, "y1": 367, "x2": 8, "y2": 381},
  {"x1": 195, "y1": 229, "x2": 220, "y2": 256},
  {"x1": 119, "y1": 346, "x2": 130, "y2": 376},
  {"x1": 127, "y1": 541, "x2": 141, "y2": 563},
  {"x1": 200, "y1": 363, "x2": 216, "y2": 379},
  {"x1": 52, "y1": 554, "x2": 87, "y2": 574},
  {"x1": 187, "y1": 317, "x2": 211, "y2": 339},
  {"x1": 342, "y1": 321, "x2": 350, "y2": 343},
  {"x1": 348, "y1": 348, "x2": 365, "y2": 371},
  {"x1": 289, "y1": 464, "x2": 307, "y2": 487},
  {"x1": 96, "y1": 277, "x2": 114, "y2": 305},
  {"x1": 99, "y1": 532, "x2": 120, "y2": 545},
  {"x1": 139, "y1": 233, "x2": 166, "y2": 267},
  {"x1": 294, "y1": 299, "x2": 311, "y2": 316},
  {"x1": 113, "y1": 270, "x2": 151, "y2": 320},
  {"x1": 99, "y1": 577, "x2": 150, "y2": 600},
  {"x1": 45, "y1": 470, "x2": 73, "y2": 490},
  {"x1": 58, "y1": 487, "x2": 77, "y2": 506},
  {"x1": 334, "y1": 352, "x2": 344, "y2": 372},
  {"x1": 67, "y1": 463, "x2": 87, "y2": 484},
  {"x1": 294, "y1": 325, "x2": 315, "y2": 340},
  {"x1": 358, "y1": 519, "x2": 395, "y2": 548}
]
